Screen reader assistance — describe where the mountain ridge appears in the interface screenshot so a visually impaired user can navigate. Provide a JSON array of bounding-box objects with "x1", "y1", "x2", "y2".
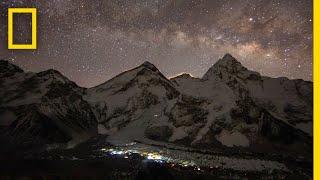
[{"x1": 0, "y1": 55, "x2": 313, "y2": 158}]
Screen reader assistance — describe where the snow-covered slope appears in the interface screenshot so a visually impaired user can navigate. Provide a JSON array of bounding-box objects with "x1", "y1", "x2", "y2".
[
  {"x1": 85, "y1": 56, "x2": 312, "y2": 156},
  {"x1": 85, "y1": 61, "x2": 180, "y2": 145},
  {"x1": 170, "y1": 54, "x2": 312, "y2": 153},
  {"x1": 0, "y1": 60, "x2": 97, "y2": 146},
  {"x1": 203, "y1": 54, "x2": 312, "y2": 135},
  {"x1": 0, "y1": 54, "x2": 313, "y2": 156}
]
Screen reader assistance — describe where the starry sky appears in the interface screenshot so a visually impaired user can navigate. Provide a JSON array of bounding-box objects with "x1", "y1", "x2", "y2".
[{"x1": 0, "y1": 0, "x2": 313, "y2": 87}]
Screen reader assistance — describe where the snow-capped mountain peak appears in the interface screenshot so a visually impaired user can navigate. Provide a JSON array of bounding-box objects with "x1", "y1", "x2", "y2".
[
  {"x1": 0, "y1": 56, "x2": 312, "y2": 157},
  {"x1": 0, "y1": 61, "x2": 97, "y2": 146},
  {"x1": 141, "y1": 61, "x2": 158, "y2": 72},
  {"x1": 202, "y1": 53, "x2": 259, "y2": 81},
  {"x1": 217, "y1": 53, "x2": 241, "y2": 65},
  {"x1": 0, "y1": 60, "x2": 24, "y2": 78}
]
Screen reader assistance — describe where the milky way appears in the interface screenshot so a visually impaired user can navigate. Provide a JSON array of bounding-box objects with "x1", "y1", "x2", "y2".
[{"x1": 0, "y1": 0, "x2": 313, "y2": 87}]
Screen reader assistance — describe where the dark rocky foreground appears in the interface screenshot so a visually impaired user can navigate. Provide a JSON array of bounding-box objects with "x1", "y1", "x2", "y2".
[
  {"x1": 0, "y1": 159, "x2": 301, "y2": 180},
  {"x1": 0, "y1": 135, "x2": 312, "y2": 180}
]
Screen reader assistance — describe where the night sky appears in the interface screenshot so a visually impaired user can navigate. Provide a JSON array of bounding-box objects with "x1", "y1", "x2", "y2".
[{"x1": 0, "y1": 0, "x2": 313, "y2": 87}]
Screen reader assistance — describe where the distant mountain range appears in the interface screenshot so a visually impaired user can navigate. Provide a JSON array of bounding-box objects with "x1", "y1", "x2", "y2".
[{"x1": 0, "y1": 54, "x2": 313, "y2": 157}]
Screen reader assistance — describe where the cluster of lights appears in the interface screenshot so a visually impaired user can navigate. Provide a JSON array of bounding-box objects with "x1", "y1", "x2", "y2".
[
  {"x1": 146, "y1": 153, "x2": 165, "y2": 162},
  {"x1": 100, "y1": 148, "x2": 197, "y2": 168}
]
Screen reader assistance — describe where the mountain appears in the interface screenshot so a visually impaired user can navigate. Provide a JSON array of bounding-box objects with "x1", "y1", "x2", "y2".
[
  {"x1": 0, "y1": 54, "x2": 313, "y2": 157},
  {"x1": 0, "y1": 60, "x2": 97, "y2": 148},
  {"x1": 203, "y1": 53, "x2": 312, "y2": 130},
  {"x1": 170, "y1": 54, "x2": 312, "y2": 155},
  {"x1": 84, "y1": 61, "x2": 180, "y2": 145},
  {"x1": 84, "y1": 54, "x2": 312, "y2": 156}
]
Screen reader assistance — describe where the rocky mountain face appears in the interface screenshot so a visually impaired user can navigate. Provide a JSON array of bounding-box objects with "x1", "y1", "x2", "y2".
[
  {"x1": 0, "y1": 60, "x2": 97, "y2": 148},
  {"x1": 84, "y1": 61, "x2": 180, "y2": 145},
  {"x1": 170, "y1": 54, "x2": 312, "y2": 155},
  {"x1": 0, "y1": 54, "x2": 313, "y2": 157},
  {"x1": 85, "y1": 54, "x2": 312, "y2": 156}
]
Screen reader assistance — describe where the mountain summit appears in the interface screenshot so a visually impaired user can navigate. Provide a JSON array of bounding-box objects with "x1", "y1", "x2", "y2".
[
  {"x1": 0, "y1": 60, "x2": 24, "y2": 77},
  {"x1": 203, "y1": 53, "x2": 259, "y2": 81},
  {"x1": 0, "y1": 55, "x2": 312, "y2": 158},
  {"x1": 0, "y1": 61, "x2": 97, "y2": 147},
  {"x1": 215, "y1": 53, "x2": 242, "y2": 66},
  {"x1": 141, "y1": 61, "x2": 159, "y2": 71}
]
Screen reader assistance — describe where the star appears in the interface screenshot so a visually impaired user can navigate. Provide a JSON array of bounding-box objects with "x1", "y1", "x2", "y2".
[{"x1": 0, "y1": 0, "x2": 313, "y2": 87}]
